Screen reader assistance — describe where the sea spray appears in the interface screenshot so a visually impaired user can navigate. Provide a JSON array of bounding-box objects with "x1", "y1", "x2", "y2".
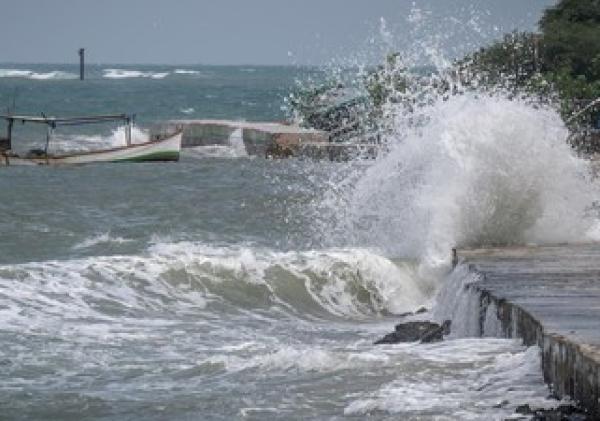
[
  {"x1": 312, "y1": 94, "x2": 599, "y2": 278},
  {"x1": 284, "y1": 0, "x2": 600, "y2": 283}
]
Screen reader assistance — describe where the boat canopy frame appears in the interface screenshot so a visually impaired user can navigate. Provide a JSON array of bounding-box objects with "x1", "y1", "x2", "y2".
[{"x1": 0, "y1": 113, "x2": 135, "y2": 152}]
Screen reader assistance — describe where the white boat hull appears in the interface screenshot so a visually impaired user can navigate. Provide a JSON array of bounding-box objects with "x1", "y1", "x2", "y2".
[{"x1": 1, "y1": 132, "x2": 182, "y2": 166}]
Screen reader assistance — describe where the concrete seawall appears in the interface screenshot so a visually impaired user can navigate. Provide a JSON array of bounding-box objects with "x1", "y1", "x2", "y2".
[{"x1": 457, "y1": 244, "x2": 600, "y2": 416}]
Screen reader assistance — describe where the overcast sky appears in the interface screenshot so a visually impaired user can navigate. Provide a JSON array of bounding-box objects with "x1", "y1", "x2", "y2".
[{"x1": 0, "y1": 0, "x2": 557, "y2": 65}]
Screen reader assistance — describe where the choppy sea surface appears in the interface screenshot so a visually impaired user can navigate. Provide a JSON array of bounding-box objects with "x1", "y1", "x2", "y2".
[{"x1": 1, "y1": 64, "x2": 598, "y2": 420}]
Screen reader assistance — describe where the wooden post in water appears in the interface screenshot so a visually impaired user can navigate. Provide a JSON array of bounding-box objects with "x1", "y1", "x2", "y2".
[{"x1": 78, "y1": 48, "x2": 85, "y2": 80}]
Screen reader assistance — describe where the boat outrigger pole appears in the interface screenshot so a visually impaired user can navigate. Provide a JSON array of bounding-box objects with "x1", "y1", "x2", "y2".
[
  {"x1": 0, "y1": 113, "x2": 133, "y2": 155},
  {"x1": 41, "y1": 113, "x2": 55, "y2": 158},
  {"x1": 0, "y1": 114, "x2": 131, "y2": 126},
  {"x1": 5, "y1": 117, "x2": 13, "y2": 151},
  {"x1": 0, "y1": 113, "x2": 134, "y2": 152}
]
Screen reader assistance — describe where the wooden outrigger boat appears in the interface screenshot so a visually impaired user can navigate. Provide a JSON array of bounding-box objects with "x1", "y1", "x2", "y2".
[{"x1": 0, "y1": 114, "x2": 181, "y2": 165}]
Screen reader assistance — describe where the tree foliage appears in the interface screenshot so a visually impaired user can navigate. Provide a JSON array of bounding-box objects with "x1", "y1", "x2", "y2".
[
  {"x1": 540, "y1": 0, "x2": 600, "y2": 80},
  {"x1": 456, "y1": 0, "x2": 600, "y2": 125}
]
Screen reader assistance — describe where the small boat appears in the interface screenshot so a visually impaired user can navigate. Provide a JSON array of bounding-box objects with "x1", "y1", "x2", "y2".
[{"x1": 0, "y1": 114, "x2": 181, "y2": 166}]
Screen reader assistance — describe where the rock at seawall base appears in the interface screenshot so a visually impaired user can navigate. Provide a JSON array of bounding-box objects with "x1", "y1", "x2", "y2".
[
  {"x1": 374, "y1": 320, "x2": 451, "y2": 345},
  {"x1": 420, "y1": 320, "x2": 452, "y2": 343},
  {"x1": 515, "y1": 403, "x2": 590, "y2": 420}
]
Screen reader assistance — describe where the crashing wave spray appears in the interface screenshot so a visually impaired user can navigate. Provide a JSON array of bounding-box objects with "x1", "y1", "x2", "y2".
[
  {"x1": 297, "y1": 3, "x2": 600, "y2": 278},
  {"x1": 323, "y1": 94, "x2": 599, "y2": 274}
]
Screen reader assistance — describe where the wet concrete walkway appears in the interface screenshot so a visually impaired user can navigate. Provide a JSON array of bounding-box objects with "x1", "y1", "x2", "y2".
[{"x1": 458, "y1": 243, "x2": 600, "y2": 416}]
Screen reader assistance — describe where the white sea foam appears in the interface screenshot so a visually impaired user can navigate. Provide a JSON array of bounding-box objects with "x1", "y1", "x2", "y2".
[
  {"x1": 204, "y1": 345, "x2": 371, "y2": 373},
  {"x1": 184, "y1": 128, "x2": 248, "y2": 158},
  {"x1": 228, "y1": 127, "x2": 248, "y2": 156},
  {"x1": 344, "y1": 340, "x2": 560, "y2": 418},
  {"x1": 174, "y1": 69, "x2": 201, "y2": 75},
  {"x1": 103, "y1": 68, "x2": 170, "y2": 79},
  {"x1": 0, "y1": 69, "x2": 78, "y2": 80},
  {"x1": 49, "y1": 125, "x2": 149, "y2": 153},
  {"x1": 180, "y1": 107, "x2": 195, "y2": 115},
  {"x1": 72, "y1": 232, "x2": 132, "y2": 250}
]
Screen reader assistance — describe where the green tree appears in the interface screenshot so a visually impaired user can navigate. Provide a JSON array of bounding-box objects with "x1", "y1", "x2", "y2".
[{"x1": 540, "y1": 0, "x2": 600, "y2": 80}]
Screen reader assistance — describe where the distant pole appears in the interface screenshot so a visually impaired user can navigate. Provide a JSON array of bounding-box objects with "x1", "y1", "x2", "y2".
[{"x1": 78, "y1": 48, "x2": 85, "y2": 80}]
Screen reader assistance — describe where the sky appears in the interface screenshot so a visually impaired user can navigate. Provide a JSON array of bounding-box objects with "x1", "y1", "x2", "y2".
[{"x1": 0, "y1": 0, "x2": 557, "y2": 65}]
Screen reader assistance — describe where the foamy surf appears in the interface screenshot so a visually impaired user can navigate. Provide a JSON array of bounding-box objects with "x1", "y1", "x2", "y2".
[
  {"x1": 344, "y1": 340, "x2": 558, "y2": 419},
  {"x1": 174, "y1": 69, "x2": 201, "y2": 75},
  {"x1": 72, "y1": 232, "x2": 133, "y2": 250},
  {"x1": 0, "y1": 244, "x2": 558, "y2": 420},
  {"x1": 103, "y1": 68, "x2": 170, "y2": 79},
  {"x1": 0, "y1": 68, "x2": 78, "y2": 80},
  {"x1": 0, "y1": 243, "x2": 430, "y2": 333}
]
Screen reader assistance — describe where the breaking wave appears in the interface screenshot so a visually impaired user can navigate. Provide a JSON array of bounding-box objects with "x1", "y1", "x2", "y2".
[{"x1": 0, "y1": 242, "x2": 430, "y2": 334}]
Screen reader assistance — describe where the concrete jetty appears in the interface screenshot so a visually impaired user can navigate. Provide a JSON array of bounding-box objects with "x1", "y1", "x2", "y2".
[
  {"x1": 151, "y1": 120, "x2": 381, "y2": 159},
  {"x1": 457, "y1": 243, "x2": 600, "y2": 416},
  {"x1": 153, "y1": 120, "x2": 329, "y2": 157}
]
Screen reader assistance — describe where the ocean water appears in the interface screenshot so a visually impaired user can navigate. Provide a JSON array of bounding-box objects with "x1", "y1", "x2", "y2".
[{"x1": 0, "y1": 64, "x2": 599, "y2": 420}]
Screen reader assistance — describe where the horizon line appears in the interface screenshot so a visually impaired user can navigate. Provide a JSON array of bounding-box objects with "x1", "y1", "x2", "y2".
[{"x1": 0, "y1": 61, "x2": 326, "y2": 68}]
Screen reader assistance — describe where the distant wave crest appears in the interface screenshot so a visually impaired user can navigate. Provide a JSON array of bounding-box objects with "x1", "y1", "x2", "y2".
[
  {"x1": 103, "y1": 68, "x2": 170, "y2": 79},
  {"x1": 174, "y1": 69, "x2": 200, "y2": 75},
  {"x1": 0, "y1": 68, "x2": 78, "y2": 80},
  {"x1": 102, "y1": 68, "x2": 203, "y2": 79}
]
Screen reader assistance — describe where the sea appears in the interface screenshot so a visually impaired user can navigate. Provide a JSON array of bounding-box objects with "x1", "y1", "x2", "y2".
[{"x1": 0, "y1": 64, "x2": 598, "y2": 420}]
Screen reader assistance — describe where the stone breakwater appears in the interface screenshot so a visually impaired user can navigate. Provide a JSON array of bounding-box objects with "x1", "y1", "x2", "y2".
[{"x1": 456, "y1": 244, "x2": 600, "y2": 417}]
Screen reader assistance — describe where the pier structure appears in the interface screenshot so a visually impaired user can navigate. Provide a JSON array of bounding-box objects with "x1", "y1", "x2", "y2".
[
  {"x1": 457, "y1": 244, "x2": 600, "y2": 416},
  {"x1": 151, "y1": 120, "x2": 381, "y2": 160}
]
